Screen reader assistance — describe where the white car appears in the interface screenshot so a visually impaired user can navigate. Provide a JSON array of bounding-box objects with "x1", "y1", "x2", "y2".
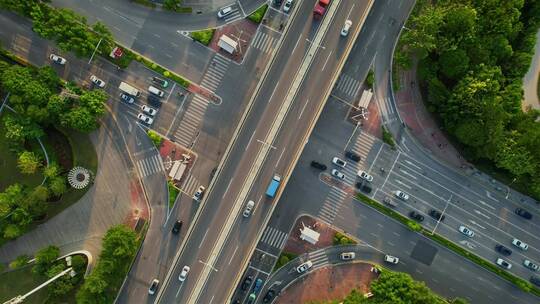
[
  {"x1": 394, "y1": 190, "x2": 409, "y2": 201},
  {"x1": 384, "y1": 255, "x2": 399, "y2": 264},
  {"x1": 458, "y1": 225, "x2": 475, "y2": 237},
  {"x1": 193, "y1": 185, "x2": 205, "y2": 201},
  {"x1": 496, "y1": 258, "x2": 512, "y2": 270},
  {"x1": 141, "y1": 105, "x2": 158, "y2": 116},
  {"x1": 296, "y1": 260, "x2": 313, "y2": 273},
  {"x1": 332, "y1": 157, "x2": 347, "y2": 168},
  {"x1": 178, "y1": 265, "x2": 190, "y2": 281},
  {"x1": 137, "y1": 113, "x2": 154, "y2": 125},
  {"x1": 341, "y1": 20, "x2": 353, "y2": 36},
  {"x1": 331, "y1": 169, "x2": 345, "y2": 180},
  {"x1": 49, "y1": 54, "x2": 66, "y2": 65},
  {"x1": 512, "y1": 238, "x2": 529, "y2": 250},
  {"x1": 243, "y1": 200, "x2": 255, "y2": 218},
  {"x1": 340, "y1": 252, "x2": 356, "y2": 261},
  {"x1": 120, "y1": 93, "x2": 134, "y2": 104},
  {"x1": 90, "y1": 75, "x2": 105, "y2": 88},
  {"x1": 357, "y1": 170, "x2": 373, "y2": 182},
  {"x1": 148, "y1": 279, "x2": 159, "y2": 295},
  {"x1": 217, "y1": 6, "x2": 233, "y2": 18},
  {"x1": 283, "y1": 0, "x2": 293, "y2": 12},
  {"x1": 523, "y1": 259, "x2": 539, "y2": 271}
]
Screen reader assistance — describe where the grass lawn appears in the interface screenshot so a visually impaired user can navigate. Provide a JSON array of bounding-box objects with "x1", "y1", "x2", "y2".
[
  {"x1": 168, "y1": 181, "x2": 180, "y2": 209},
  {"x1": 43, "y1": 128, "x2": 97, "y2": 221},
  {"x1": 0, "y1": 265, "x2": 48, "y2": 303},
  {"x1": 0, "y1": 113, "x2": 43, "y2": 191},
  {"x1": 248, "y1": 4, "x2": 268, "y2": 24},
  {"x1": 190, "y1": 29, "x2": 215, "y2": 46}
]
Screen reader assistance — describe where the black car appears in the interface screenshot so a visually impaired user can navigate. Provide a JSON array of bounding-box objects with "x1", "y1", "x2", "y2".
[
  {"x1": 515, "y1": 208, "x2": 532, "y2": 220},
  {"x1": 495, "y1": 244, "x2": 512, "y2": 256},
  {"x1": 172, "y1": 220, "x2": 183, "y2": 234},
  {"x1": 354, "y1": 182, "x2": 371, "y2": 193},
  {"x1": 241, "y1": 275, "x2": 253, "y2": 291},
  {"x1": 273, "y1": 0, "x2": 283, "y2": 7},
  {"x1": 345, "y1": 151, "x2": 361, "y2": 162},
  {"x1": 310, "y1": 161, "x2": 327, "y2": 170},
  {"x1": 531, "y1": 275, "x2": 540, "y2": 287},
  {"x1": 263, "y1": 289, "x2": 276, "y2": 303},
  {"x1": 429, "y1": 209, "x2": 445, "y2": 221},
  {"x1": 409, "y1": 211, "x2": 424, "y2": 222}
]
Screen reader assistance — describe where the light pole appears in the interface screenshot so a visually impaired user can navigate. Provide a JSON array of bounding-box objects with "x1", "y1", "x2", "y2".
[
  {"x1": 505, "y1": 177, "x2": 517, "y2": 199},
  {"x1": 431, "y1": 195, "x2": 452, "y2": 235},
  {"x1": 87, "y1": 37, "x2": 103, "y2": 64}
]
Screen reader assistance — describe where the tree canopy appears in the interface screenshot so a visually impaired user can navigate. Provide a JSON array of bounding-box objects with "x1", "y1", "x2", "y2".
[{"x1": 398, "y1": 0, "x2": 540, "y2": 198}]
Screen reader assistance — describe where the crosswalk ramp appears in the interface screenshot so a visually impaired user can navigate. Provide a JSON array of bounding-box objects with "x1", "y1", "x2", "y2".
[
  {"x1": 136, "y1": 154, "x2": 164, "y2": 178},
  {"x1": 173, "y1": 94, "x2": 209, "y2": 147},
  {"x1": 200, "y1": 55, "x2": 230, "y2": 92},
  {"x1": 251, "y1": 30, "x2": 278, "y2": 54},
  {"x1": 335, "y1": 73, "x2": 361, "y2": 98},
  {"x1": 317, "y1": 187, "x2": 348, "y2": 224},
  {"x1": 260, "y1": 226, "x2": 288, "y2": 249},
  {"x1": 181, "y1": 174, "x2": 200, "y2": 195}
]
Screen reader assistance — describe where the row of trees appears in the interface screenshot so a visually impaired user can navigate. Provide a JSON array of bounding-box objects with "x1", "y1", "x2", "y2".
[
  {"x1": 336, "y1": 271, "x2": 466, "y2": 304},
  {"x1": 0, "y1": 163, "x2": 67, "y2": 240},
  {"x1": 0, "y1": 0, "x2": 114, "y2": 58},
  {"x1": 396, "y1": 0, "x2": 540, "y2": 198},
  {"x1": 76, "y1": 225, "x2": 138, "y2": 304}
]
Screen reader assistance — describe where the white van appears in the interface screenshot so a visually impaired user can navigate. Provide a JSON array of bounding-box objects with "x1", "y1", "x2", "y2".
[{"x1": 148, "y1": 85, "x2": 165, "y2": 98}]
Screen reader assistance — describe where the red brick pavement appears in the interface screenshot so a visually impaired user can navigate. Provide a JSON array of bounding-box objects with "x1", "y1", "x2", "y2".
[
  {"x1": 207, "y1": 18, "x2": 258, "y2": 63},
  {"x1": 276, "y1": 263, "x2": 377, "y2": 304},
  {"x1": 283, "y1": 215, "x2": 336, "y2": 255},
  {"x1": 395, "y1": 65, "x2": 470, "y2": 169},
  {"x1": 158, "y1": 138, "x2": 197, "y2": 186}
]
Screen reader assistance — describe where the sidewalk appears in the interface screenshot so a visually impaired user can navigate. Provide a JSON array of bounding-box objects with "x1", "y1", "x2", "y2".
[{"x1": 394, "y1": 63, "x2": 470, "y2": 169}]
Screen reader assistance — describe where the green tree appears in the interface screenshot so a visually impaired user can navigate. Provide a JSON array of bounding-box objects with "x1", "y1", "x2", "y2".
[
  {"x1": 17, "y1": 151, "x2": 42, "y2": 174},
  {"x1": 47, "y1": 263, "x2": 76, "y2": 297},
  {"x1": 33, "y1": 245, "x2": 60, "y2": 276},
  {"x1": 371, "y1": 271, "x2": 446, "y2": 304},
  {"x1": 0, "y1": 183, "x2": 25, "y2": 218},
  {"x1": 163, "y1": 0, "x2": 181, "y2": 11},
  {"x1": 43, "y1": 163, "x2": 61, "y2": 179},
  {"x1": 61, "y1": 107, "x2": 98, "y2": 132},
  {"x1": 79, "y1": 89, "x2": 107, "y2": 117},
  {"x1": 439, "y1": 49, "x2": 470, "y2": 80},
  {"x1": 101, "y1": 225, "x2": 138, "y2": 261},
  {"x1": 49, "y1": 177, "x2": 67, "y2": 197}
]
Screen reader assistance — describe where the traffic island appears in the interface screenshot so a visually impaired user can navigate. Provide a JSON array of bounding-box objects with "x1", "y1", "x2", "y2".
[{"x1": 206, "y1": 18, "x2": 258, "y2": 63}]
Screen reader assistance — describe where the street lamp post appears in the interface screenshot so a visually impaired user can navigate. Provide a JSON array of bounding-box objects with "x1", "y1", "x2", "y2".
[{"x1": 88, "y1": 37, "x2": 103, "y2": 64}]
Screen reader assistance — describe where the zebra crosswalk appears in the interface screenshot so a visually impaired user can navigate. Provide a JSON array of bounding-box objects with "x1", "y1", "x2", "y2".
[
  {"x1": 309, "y1": 249, "x2": 329, "y2": 266},
  {"x1": 136, "y1": 154, "x2": 164, "y2": 178},
  {"x1": 349, "y1": 132, "x2": 378, "y2": 164},
  {"x1": 335, "y1": 73, "x2": 361, "y2": 98},
  {"x1": 181, "y1": 174, "x2": 200, "y2": 195},
  {"x1": 173, "y1": 94, "x2": 209, "y2": 148},
  {"x1": 260, "y1": 226, "x2": 288, "y2": 249},
  {"x1": 318, "y1": 187, "x2": 348, "y2": 224},
  {"x1": 251, "y1": 30, "x2": 278, "y2": 54},
  {"x1": 200, "y1": 55, "x2": 230, "y2": 92},
  {"x1": 222, "y1": 6, "x2": 243, "y2": 22}
]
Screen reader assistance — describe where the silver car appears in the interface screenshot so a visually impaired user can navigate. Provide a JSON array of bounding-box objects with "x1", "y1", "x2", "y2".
[{"x1": 243, "y1": 200, "x2": 255, "y2": 218}]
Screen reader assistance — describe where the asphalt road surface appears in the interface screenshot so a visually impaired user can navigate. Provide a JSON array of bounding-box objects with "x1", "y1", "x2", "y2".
[{"x1": 155, "y1": 0, "x2": 374, "y2": 303}]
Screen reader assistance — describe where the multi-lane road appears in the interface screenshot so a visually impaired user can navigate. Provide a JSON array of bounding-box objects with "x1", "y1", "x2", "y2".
[{"x1": 155, "y1": 0, "x2": 375, "y2": 303}]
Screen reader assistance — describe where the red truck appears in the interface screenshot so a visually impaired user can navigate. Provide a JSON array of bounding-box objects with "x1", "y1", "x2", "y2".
[{"x1": 313, "y1": 0, "x2": 330, "y2": 18}]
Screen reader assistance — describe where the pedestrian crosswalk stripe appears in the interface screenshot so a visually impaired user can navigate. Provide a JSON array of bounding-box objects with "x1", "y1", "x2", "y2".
[{"x1": 260, "y1": 226, "x2": 287, "y2": 249}]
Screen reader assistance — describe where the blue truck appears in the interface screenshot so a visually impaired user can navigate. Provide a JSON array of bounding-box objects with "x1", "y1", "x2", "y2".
[{"x1": 265, "y1": 174, "x2": 281, "y2": 198}]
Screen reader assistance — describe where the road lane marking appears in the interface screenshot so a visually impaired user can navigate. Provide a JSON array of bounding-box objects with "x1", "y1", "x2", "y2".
[
  {"x1": 381, "y1": 151, "x2": 401, "y2": 189},
  {"x1": 228, "y1": 246, "x2": 239, "y2": 265},
  {"x1": 478, "y1": 200, "x2": 496, "y2": 211},
  {"x1": 394, "y1": 179, "x2": 411, "y2": 189},
  {"x1": 223, "y1": 179, "x2": 233, "y2": 199},
  {"x1": 199, "y1": 228, "x2": 210, "y2": 248},
  {"x1": 321, "y1": 50, "x2": 332, "y2": 71},
  {"x1": 474, "y1": 209, "x2": 490, "y2": 219},
  {"x1": 275, "y1": 148, "x2": 286, "y2": 168},
  {"x1": 399, "y1": 169, "x2": 417, "y2": 180},
  {"x1": 246, "y1": 131, "x2": 256, "y2": 151}
]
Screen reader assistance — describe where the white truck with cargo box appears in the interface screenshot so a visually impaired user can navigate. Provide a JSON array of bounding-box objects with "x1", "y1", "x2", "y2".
[{"x1": 119, "y1": 82, "x2": 141, "y2": 97}]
